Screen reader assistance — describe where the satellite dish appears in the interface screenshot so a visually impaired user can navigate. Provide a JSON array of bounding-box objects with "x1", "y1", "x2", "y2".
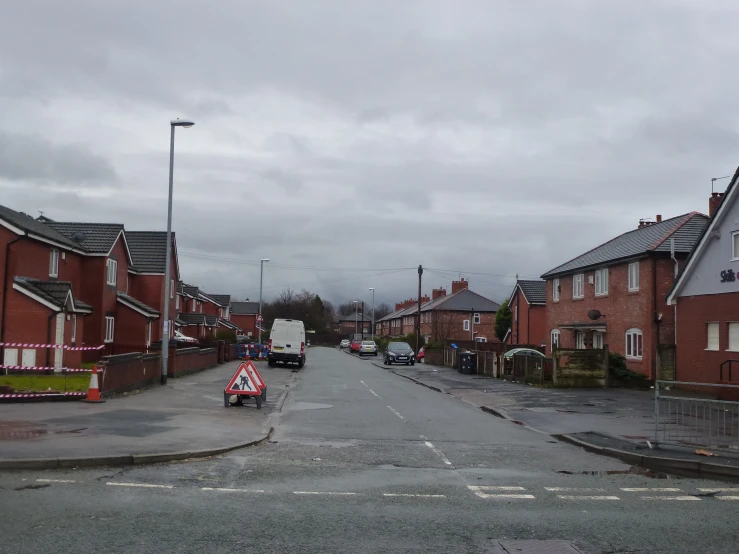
[{"x1": 587, "y1": 309, "x2": 602, "y2": 321}]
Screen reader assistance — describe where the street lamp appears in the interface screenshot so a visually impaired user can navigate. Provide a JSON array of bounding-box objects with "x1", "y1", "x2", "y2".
[
  {"x1": 161, "y1": 118, "x2": 194, "y2": 386},
  {"x1": 353, "y1": 300, "x2": 359, "y2": 337},
  {"x1": 369, "y1": 288, "x2": 375, "y2": 340},
  {"x1": 258, "y1": 259, "x2": 269, "y2": 346}
]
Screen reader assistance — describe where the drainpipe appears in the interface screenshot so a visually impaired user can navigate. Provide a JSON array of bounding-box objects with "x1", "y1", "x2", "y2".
[{"x1": 1, "y1": 236, "x2": 24, "y2": 364}]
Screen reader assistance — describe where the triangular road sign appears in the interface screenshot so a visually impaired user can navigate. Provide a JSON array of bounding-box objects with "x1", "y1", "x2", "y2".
[
  {"x1": 246, "y1": 360, "x2": 266, "y2": 390},
  {"x1": 225, "y1": 363, "x2": 261, "y2": 395}
]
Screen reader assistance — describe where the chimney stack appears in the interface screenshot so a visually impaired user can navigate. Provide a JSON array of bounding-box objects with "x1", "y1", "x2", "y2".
[
  {"x1": 432, "y1": 287, "x2": 447, "y2": 300},
  {"x1": 709, "y1": 192, "x2": 724, "y2": 218},
  {"x1": 421, "y1": 295, "x2": 430, "y2": 304},
  {"x1": 638, "y1": 219, "x2": 655, "y2": 229},
  {"x1": 656, "y1": 214, "x2": 662, "y2": 223},
  {"x1": 451, "y1": 278, "x2": 469, "y2": 294}
]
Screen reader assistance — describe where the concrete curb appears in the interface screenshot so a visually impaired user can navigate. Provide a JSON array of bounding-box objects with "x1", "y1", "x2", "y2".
[
  {"x1": 554, "y1": 433, "x2": 739, "y2": 480},
  {"x1": 0, "y1": 427, "x2": 274, "y2": 471}
]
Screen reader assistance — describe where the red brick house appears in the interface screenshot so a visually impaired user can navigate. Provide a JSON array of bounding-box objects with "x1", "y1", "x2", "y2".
[
  {"x1": 229, "y1": 301, "x2": 260, "y2": 338},
  {"x1": 507, "y1": 280, "x2": 548, "y2": 350},
  {"x1": 337, "y1": 315, "x2": 371, "y2": 337},
  {"x1": 667, "y1": 181, "x2": 739, "y2": 384},
  {"x1": 542, "y1": 212, "x2": 709, "y2": 378}
]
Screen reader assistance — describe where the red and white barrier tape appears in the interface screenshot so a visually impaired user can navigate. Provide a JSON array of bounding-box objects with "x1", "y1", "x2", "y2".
[
  {"x1": 0, "y1": 392, "x2": 87, "y2": 398},
  {"x1": 0, "y1": 365, "x2": 93, "y2": 372},
  {"x1": 0, "y1": 343, "x2": 105, "y2": 351}
]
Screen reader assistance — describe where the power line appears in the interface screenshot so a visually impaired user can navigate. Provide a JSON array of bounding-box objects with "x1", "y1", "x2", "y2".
[
  {"x1": 179, "y1": 251, "x2": 414, "y2": 272},
  {"x1": 426, "y1": 267, "x2": 540, "y2": 280}
]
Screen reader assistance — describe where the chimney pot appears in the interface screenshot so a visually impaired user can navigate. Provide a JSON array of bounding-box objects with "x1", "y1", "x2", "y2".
[{"x1": 709, "y1": 192, "x2": 725, "y2": 217}]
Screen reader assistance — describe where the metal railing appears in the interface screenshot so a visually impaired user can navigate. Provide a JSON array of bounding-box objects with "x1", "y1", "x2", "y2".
[
  {"x1": 720, "y1": 359, "x2": 739, "y2": 382},
  {"x1": 655, "y1": 380, "x2": 739, "y2": 452}
]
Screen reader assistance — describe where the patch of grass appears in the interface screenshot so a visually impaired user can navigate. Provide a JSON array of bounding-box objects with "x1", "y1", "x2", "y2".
[{"x1": 0, "y1": 374, "x2": 90, "y2": 393}]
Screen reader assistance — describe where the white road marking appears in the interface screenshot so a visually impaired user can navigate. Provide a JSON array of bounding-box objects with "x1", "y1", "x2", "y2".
[
  {"x1": 369, "y1": 389, "x2": 381, "y2": 398},
  {"x1": 641, "y1": 496, "x2": 700, "y2": 501},
  {"x1": 360, "y1": 381, "x2": 367, "y2": 387},
  {"x1": 475, "y1": 493, "x2": 536, "y2": 499},
  {"x1": 545, "y1": 487, "x2": 605, "y2": 492},
  {"x1": 423, "y1": 440, "x2": 452, "y2": 465},
  {"x1": 468, "y1": 486, "x2": 533, "y2": 499},
  {"x1": 621, "y1": 487, "x2": 682, "y2": 492},
  {"x1": 716, "y1": 496, "x2": 739, "y2": 500},
  {"x1": 383, "y1": 493, "x2": 446, "y2": 498},
  {"x1": 201, "y1": 488, "x2": 267, "y2": 493},
  {"x1": 698, "y1": 488, "x2": 739, "y2": 492},
  {"x1": 106, "y1": 482, "x2": 174, "y2": 489},
  {"x1": 36, "y1": 479, "x2": 76, "y2": 483},
  {"x1": 293, "y1": 491, "x2": 357, "y2": 496},
  {"x1": 557, "y1": 495, "x2": 620, "y2": 501},
  {"x1": 387, "y1": 406, "x2": 405, "y2": 420},
  {"x1": 472, "y1": 486, "x2": 526, "y2": 491}
]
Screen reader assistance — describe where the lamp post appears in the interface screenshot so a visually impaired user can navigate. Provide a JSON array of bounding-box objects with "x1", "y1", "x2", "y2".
[
  {"x1": 369, "y1": 287, "x2": 375, "y2": 340},
  {"x1": 258, "y1": 258, "x2": 269, "y2": 346},
  {"x1": 353, "y1": 300, "x2": 359, "y2": 337},
  {"x1": 161, "y1": 118, "x2": 194, "y2": 386}
]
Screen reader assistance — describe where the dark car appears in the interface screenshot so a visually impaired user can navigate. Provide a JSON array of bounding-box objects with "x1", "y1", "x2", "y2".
[{"x1": 384, "y1": 341, "x2": 415, "y2": 365}]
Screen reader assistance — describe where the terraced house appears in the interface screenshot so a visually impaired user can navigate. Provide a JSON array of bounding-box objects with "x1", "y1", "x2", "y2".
[{"x1": 541, "y1": 211, "x2": 709, "y2": 378}]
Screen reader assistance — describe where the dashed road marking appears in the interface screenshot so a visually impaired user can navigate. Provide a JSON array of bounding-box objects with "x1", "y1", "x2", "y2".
[
  {"x1": 716, "y1": 496, "x2": 739, "y2": 500},
  {"x1": 106, "y1": 482, "x2": 174, "y2": 489},
  {"x1": 474, "y1": 486, "x2": 526, "y2": 491},
  {"x1": 545, "y1": 487, "x2": 605, "y2": 492},
  {"x1": 468, "y1": 486, "x2": 534, "y2": 499},
  {"x1": 557, "y1": 495, "x2": 620, "y2": 501},
  {"x1": 383, "y1": 493, "x2": 446, "y2": 498},
  {"x1": 621, "y1": 487, "x2": 682, "y2": 492},
  {"x1": 36, "y1": 479, "x2": 76, "y2": 483},
  {"x1": 387, "y1": 406, "x2": 405, "y2": 420},
  {"x1": 360, "y1": 381, "x2": 367, "y2": 387},
  {"x1": 369, "y1": 389, "x2": 381, "y2": 398},
  {"x1": 641, "y1": 496, "x2": 700, "y2": 501},
  {"x1": 423, "y1": 440, "x2": 452, "y2": 465},
  {"x1": 698, "y1": 488, "x2": 739, "y2": 493},
  {"x1": 294, "y1": 491, "x2": 357, "y2": 496},
  {"x1": 201, "y1": 488, "x2": 267, "y2": 493}
]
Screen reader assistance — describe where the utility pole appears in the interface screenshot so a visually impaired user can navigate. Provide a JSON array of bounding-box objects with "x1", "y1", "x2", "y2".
[
  {"x1": 369, "y1": 287, "x2": 375, "y2": 341},
  {"x1": 354, "y1": 300, "x2": 358, "y2": 337},
  {"x1": 416, "y1": 265, "x2": 423, "y2": 353},
  {"x1": 361, "y1": 301, "x2": 365, "y2": 338}
]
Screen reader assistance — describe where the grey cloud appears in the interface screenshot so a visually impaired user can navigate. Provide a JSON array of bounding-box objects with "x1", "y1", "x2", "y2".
[{"x1": 0, "y1": 131, "x2": 117, "y2": 185}]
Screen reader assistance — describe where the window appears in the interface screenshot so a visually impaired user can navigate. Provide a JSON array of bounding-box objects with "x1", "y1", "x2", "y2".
[
  {"x1": 595, "y1": 268, "x2": 608, "y2": 296},
  {"x1": 199, "y1": 302, "x2": 203, "y2": 313},
  {"x1": 474, "y1": 313, "x2": 481, "y2": 324},
  {"x1": 71, "y1": 315, "x2": 77, "y2": 343},
  {"x1": 628, "y1": 262, "x2": 640, "y2": 291},
  {"x1": 146, "y1": 320, "x2": 152, "y2": 346},
  {"x1": 729, "y1": 323, "x2": 739, "y2": 352},
  {"x1": 105, "y1": 317, "x2": 115, "y2": 343},
  {"x1": 170, "y1": 280, "x2": 174, "y2": 299},
  {"x1": 463, "y1": 320, "x2": 470, "y2": 331},
  {"x1": 49, "y1": 249, "x2": 59, "y2": 277},
  {"x1": 551, "y1": 329, "x2": 560, "y2": 350},
  {"x1": 706, "y1": 322, "x2": 719, "y2": 351},
  {"x1": 625, "y1": 328, "x2": 643, "y2": 358},
  {"x1": 576, "y1": 331, "x2": 586, "y2": 349},
  {"x1": 553, "y1": 278, "x2": 560, "y2": 301},
  {"x1": 107, "y1": 259, "x2": 117, "y2": 285},
  {"x1": 514, "y1": 305, "x2": 518, "y2": 321},
  {"x1": 572, "y1": 274, "x2": 584, "y2": 298},
  {"x1": 593, "y1": 332, "x2": 603, "y2": 349},
  {"x1": 733, "y1": 231, "x2": 739, "y2": 261},
  {"x1": 176, "y1": 295, "x2": 180, "y2": 310}
]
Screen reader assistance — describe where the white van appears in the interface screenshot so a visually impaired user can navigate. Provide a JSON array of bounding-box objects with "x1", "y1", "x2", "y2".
[{"x1": 267, "y1": 319, "x2": 306, "y2": 368}]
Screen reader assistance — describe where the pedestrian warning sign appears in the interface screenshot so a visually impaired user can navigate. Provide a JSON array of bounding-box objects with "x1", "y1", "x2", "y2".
[
  {"x1": 225, "y1": 363, "x2": 261, "y2": 395},
  {"x1": 245, "y1": 360, "x2": 266, "y2": 390}
]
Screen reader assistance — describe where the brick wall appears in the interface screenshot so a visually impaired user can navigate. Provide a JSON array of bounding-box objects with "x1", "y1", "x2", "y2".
[
  {"x1": 546, "y1": 257, "x2": 682, "y2": 378},
  {"x1": 129, "y1": 273, "x2": 169, "y2": 342},
  {"x1": 2, "y1": 288, "x2": 56, "y2": 367},
  {"x1": 230, "y1": 313, "x2": 257, "y2": 337},
  {"x1": 116, "y1": 303, "x2": 149, "y2": 345},
  {"x1": 99, "y1": 352, "x2": 161, "y2": 395},
  {"x1": 167, "y1": 346, "x2": 218, "y2": 377},
  {"x1": 675, "y1": 292, "x2": 739, "y2": 384}
]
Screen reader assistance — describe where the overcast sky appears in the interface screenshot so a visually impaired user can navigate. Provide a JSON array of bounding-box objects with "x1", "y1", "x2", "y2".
[{"x1": 2, "y1": 1, "x2": 739, "y2": 307}]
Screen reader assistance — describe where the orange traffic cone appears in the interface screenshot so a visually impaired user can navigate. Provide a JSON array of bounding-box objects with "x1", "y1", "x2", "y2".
[{"x1": 83, "y1": 366, "x2": 105, "y2": 403}]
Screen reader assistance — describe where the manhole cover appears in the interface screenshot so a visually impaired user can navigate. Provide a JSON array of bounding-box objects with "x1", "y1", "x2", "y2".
[{"x1": 490, "y1": 540, "x2": 584, "y2": 553}]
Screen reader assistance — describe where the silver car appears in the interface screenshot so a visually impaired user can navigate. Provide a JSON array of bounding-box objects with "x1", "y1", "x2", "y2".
[
  {"x1": 359, "y1": 340, "x2": 378, "y2": 356},
  {"x1": 340, "y1": 339, "x2": 351, "y2": 349}
]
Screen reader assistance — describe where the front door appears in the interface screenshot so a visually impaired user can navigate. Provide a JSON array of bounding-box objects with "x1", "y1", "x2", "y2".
[{"x1": 54, "y1": 313, "x2": 64, "y2": 371}]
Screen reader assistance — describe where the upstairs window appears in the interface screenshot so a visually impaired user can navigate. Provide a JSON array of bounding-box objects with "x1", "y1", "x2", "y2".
[
  {"x1": 572, "y1": 274, "x2": 584, "y2": 299},
  {"x1": 595, "y1": 268, "x2": 609, "y2": 296},
  {"x1": 107, "y1": 259, "x2": 117, "y2": 285},
  {"x1": 733, "y1": 231, "x2": 739, "y2": 261},
  {"x1": 628, "y1": 262, "x2": 640, "y2": 291},
  {"x1": 473, "y1": 313, "x2": 481, "y2": 324},
  {"x1": 553, "y1": 278, "x2": 560, "y2": 301},
  {"x1": 49, "y1": 249, "x2": 59, "y2": 278}
]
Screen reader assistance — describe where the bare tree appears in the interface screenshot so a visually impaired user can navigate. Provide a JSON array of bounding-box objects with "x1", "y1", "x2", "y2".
[
  {"x1": 431, "y1": 311, "x2": 455, "y2": 345},
  {"x1": 373, "y1": 303, "x2": 392, "y2": 321}
]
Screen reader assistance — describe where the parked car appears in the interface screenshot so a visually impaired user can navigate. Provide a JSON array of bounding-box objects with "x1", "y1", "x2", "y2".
[
  {"x1": 340, "y1": 339, "x2": 351, "y2": 349},
  {"x1": 350, "y1": 339, "x2": 362, "y2": 353},
  {"x1": 175, "y1": 330, "x2": 198, "y2": 344},
  {"x1": 268, "y1": 318, "x2": 306, "y2": 368},
  {"x1": 359, "y1": 340, "x2": 377, "y2": 356},
  {"x1": 417, "y1": 346, "x2": 425, "y2": 363},
  {"x1": 384, "y1": 342, "x2": 415, "y2": 365}
]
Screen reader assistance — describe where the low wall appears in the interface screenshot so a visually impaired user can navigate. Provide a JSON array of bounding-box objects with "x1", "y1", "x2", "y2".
[
  {"x1": 553, "y1": 347, "x2": 608, "y2": 388},
  {"x1": 424, "y1": 349, "x2": 443, "y2": 366},
  {"x1": 229, "y1": 344, "x2": 237, "y2": 360},
  {"x1": 99, "y1": 352, "x2": 161, "y2": 396},
  {"x1": 168, "y1": 347, "x2": 218, "y2": 378}
]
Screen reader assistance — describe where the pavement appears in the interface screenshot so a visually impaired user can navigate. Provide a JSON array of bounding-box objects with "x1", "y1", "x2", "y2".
[
  {"x1": 2, "y1": 347, "x2": 738, "y2": 553},
  {"x1": 0, "y1": 359, "x2": 295, "y2": 468},
  {"x1": 375, "y1": 358, "x2": 739, "y2": 478}
]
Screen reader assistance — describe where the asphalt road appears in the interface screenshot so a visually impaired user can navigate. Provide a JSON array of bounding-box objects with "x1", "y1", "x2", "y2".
[{"x1": 1, "y1": 347, "x2": 738, "y2": 554}]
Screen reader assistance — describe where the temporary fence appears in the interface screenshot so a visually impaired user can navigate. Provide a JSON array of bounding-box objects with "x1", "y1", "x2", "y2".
[
  {"x1": 654, "y1": 380, "x2": 739, "y2": 452},
  {"x1": 0, "y1": 343, "x2": 104, "y2": 350},
  {"x1": 0, "y1": 365, "x2": 93, "y2": 372}
]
